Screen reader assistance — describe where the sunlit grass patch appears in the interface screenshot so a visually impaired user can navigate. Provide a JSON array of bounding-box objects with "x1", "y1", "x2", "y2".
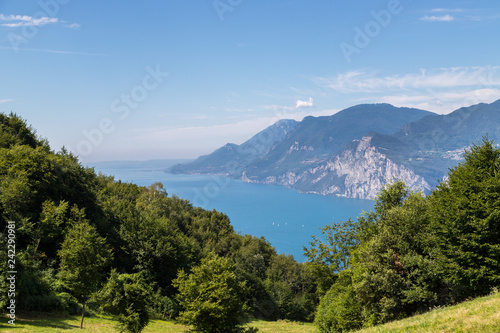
[
  {"x1": 0, "y1": 313, "x2": 315, "y2": 333},
  {"x1": 356, "y1": 291, "x2": 500, "y2": 333}
]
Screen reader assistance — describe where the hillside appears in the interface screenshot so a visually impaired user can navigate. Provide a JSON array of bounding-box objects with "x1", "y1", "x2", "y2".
[
  {"x1": 356, "y1": 291, "x2": 500, "y2": 333},
  {"x1": 0, "y1": 113, "x2": 319, "y2": 331},
  {"x1": 170, "y1": 100, "x2": 500, "y2": 199},
  {"x1": 3, "y1": 113, "x2": 500, "y2": 333}
]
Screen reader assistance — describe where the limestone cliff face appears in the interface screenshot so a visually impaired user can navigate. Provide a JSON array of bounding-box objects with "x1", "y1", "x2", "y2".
[{"x1": 241, "y1": 136, "x2": 431, "y2": 199}]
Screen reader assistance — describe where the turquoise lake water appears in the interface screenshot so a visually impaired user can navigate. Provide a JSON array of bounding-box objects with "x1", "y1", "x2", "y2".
[{"x1": 89, "y1": 160, "x2": 374, "y2": 261}]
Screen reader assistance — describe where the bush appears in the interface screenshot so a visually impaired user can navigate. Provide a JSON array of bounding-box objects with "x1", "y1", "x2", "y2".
[
  {"x1": 97, "y1": 270, "x2": 153, "y2": 333},
  {"x1": 315, "y1": 271, "x2": 362, "y2": 333},
  {"x1": 16, "y1": 260, "x2": 61, "y2": 312},
  {"x1": 173, "y1": 253, "x2": 247, "y2": 333},
  {"x1": 57, "y1": 292, "x2": 81, "y2": 315},
  {"x1": 149, "y1": 293, "x2": 180, "y2": 320}
]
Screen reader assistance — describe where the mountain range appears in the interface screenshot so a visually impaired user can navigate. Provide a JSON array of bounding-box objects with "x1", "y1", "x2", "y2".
[{"x1": 169, "y1": 99, "x2": 500, "y2": 199}]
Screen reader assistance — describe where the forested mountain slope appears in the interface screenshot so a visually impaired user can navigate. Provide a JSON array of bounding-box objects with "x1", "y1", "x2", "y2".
[{"x1": 0, "y1": 113, "x2": 319, "y2": 331}]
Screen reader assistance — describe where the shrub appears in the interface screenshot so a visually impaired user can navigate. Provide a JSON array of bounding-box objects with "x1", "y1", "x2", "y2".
[{"x1": 314, "y1": 270, "x2": 362, "y2": 333}]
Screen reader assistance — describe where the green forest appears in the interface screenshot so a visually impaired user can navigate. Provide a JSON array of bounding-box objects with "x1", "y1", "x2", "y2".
[{"x1": 1, "y1": 113, "x2": 500, "y2": 333}]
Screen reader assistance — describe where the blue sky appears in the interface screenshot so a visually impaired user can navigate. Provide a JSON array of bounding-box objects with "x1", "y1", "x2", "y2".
[{"x1": 1, "y1": 0, "x2": 500, "y2": 162}]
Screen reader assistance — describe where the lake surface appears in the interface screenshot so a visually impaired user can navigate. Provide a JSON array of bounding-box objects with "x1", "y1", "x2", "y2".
[{"x1": 88, "y1": 160, "x2": 374, "y2": 261}]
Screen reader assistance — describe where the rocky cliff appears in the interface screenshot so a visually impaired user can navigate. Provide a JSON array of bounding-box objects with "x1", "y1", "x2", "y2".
[{"x1": 242, "y1": 135, "x2": 430, "y2": 199}]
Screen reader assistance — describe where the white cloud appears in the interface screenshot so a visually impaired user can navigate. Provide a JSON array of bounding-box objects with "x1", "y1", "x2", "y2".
[
  {"x1": 0, "y1": 13, "x2": 58, "y2": 27},
  {"x1": 0, "y1": 99, "x2": 14, "y2": 104},
  {"x1": 420, "y1": 14, "x2": 454, "y2": 22},
  {"x1": 0, "y1": 13, "x2": 80, "y2": 29},
  {"x1": 295, "y1": 97, "x2": 314, "y2": 108},
  {"x1": 263, "y1": 97, "x2": 315, "y2": 113}
]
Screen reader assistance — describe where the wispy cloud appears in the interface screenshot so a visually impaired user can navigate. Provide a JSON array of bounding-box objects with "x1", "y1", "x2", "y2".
[
  {"x1": 0, "y1": 99, "x2": 14, "y2": 104},
  {"x1": 0, "y1": 13, "x2": 80, "y2": 29},
  {"x1": 315, "y1": 67, "x2": 500, "y2": 114},
  {"x1": 64, "y1": 22, "x2": 81, "y2": 29},
  {"x1": 420, "y1": 14, "x2": 454, "y2": 22},
  {"x1": 358, "y1": 89, "x2": 500, "y2": 113},
  {"x1": 315, "y1": 67, "x2": 500, "y2": 93},
  {"x1": 130, "y1": 106, "x2": 342, "y2": 158},
  {"x1": 189, "y1": 115, "x2": 209, "y2": 120},
  {"x1": 0, "y1": 14, "x2": 58, "y2": 27},
  {"x1": 262, "y1": 104, "x2": 294, "y2": 112},
  {"x1": 423, "y1": 8, "x2": 489, "y2": 22},
  {"x1": 0, "y1": 46, "x2": 106, "y2": 56},
  {"x1": 431, "y1": 8, "x2": 464, "y2": 13}
]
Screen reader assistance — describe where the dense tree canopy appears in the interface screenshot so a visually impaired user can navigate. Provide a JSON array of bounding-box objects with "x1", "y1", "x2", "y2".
[
  {"x1": 0, "y1": 113, "x2": 318, "y2": 331},
  {"x1": 174, "y1": 253, "x2": 247, "y2": 333},
  {"x1": 428, "y1": 138, "x2": 500, "y2": 297},
  {"x1": 3, "y1": 113, "x2": 498, "y2": 333},
  {"x1": 98, "y1": 270, "x2": 153, "y2": 333},
  {"x1": 310, "y1": 138, "x2": 500, "y2": 332}
]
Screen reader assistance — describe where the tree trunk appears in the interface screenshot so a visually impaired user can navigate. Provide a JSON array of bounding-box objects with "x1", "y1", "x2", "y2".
[{"x1": 80, "y1": 300, "x2": 86, "y2": 329}]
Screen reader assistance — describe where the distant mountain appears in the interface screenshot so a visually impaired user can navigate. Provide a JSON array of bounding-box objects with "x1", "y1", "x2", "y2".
[
  {"x1": 170, "y1": 119, "x2": 298, "y2": 176},
  {"x1": 169, "y1": 100, "x2": 500, "y2": 199},
  {"x1": 240, "y1": 104, "x2": 433, "y2": 182},
  {"x1": 391, "y1": 99, "x2": 500, "y2": 184},
  {"x1": 396, "y1": 99, "x2": 500, "y2": 149}
]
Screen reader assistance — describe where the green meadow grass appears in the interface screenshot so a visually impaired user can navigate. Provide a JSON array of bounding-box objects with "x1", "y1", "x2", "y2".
[
  {"x1": 2, "y1": 292, "x2": 499, "y2": 333},
  {"x1": 0, "y1": 313, "x2": 316, "y2": 333},
  {"x1": 356, "y1": 291, "x2": 500, "y2": 333}
]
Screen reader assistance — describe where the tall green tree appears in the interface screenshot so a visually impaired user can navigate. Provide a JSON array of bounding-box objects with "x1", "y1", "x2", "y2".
[
  {"x1": 314, "y1": 270, "x2": 362, "y2": 333},
  {"x1": 0, "y1": 112, "x2": 46, "y2": 149},
  {"x1": 312, "y1": 181, "x2": 450, "y2": 331},
  {"x1": 350, "y1": 189, "x2": 447, "y2": 325},
  {"x1": 303, "y1": 218, "x2": 364, "y2": 298},
  {"x1": 57, "y1": 209, "x2": 112, "y2": 329},
  {"x1": 173, "y1": 253, "x2": 247, "y2": 333},
  {"x1": 264, "y1": 254, "x2": 317, "y2": 321},
  {"x1": 428, "y1": 138, "x2": 500, "y2": 298}
]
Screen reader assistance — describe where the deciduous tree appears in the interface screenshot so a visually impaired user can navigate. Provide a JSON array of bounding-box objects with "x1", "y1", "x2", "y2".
[
  {"x1": 97, "y1": 270, "x2": 153, "y2": 333},
  {"x1": 173, "y1": 253, "x2": 247, "y2": 333},
  {"x1": 57, "y1": 211, "x2": 112, "y2": 329}
]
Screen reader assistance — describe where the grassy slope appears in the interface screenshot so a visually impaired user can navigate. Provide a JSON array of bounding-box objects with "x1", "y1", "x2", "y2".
[
  {"x1": 0, "y1": 313, "x2": 316, "y2": 333},
  {"x1": 2, "y1": 292, "x2": 499, "y2": 333},
  {"x1": 356, "y1": 291, "x2": 500, "y2": 333}
]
